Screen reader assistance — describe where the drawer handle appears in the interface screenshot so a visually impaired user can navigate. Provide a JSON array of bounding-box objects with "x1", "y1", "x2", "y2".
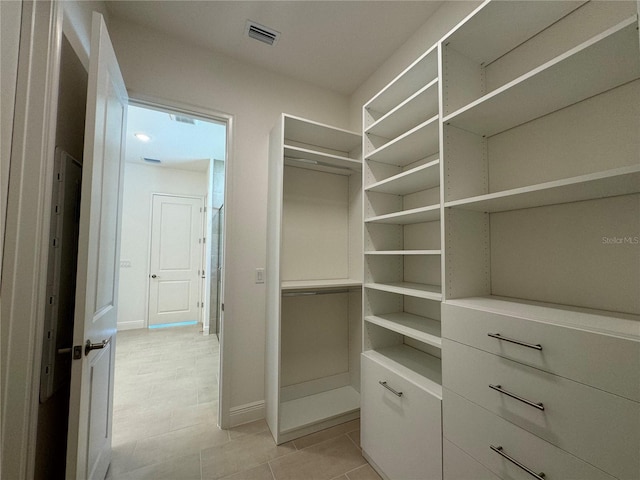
[
  {"x1": 488, "y1": 333, "x2": 542, "y2": 351},
  {"x1": 490, "y1": 445, "x2": 545, "y2": 480},
  {"x1": 489, "y1": 384, "x2": 544, "y2": 411},
  {"x1": 379, "y1": 381, "x2": 403, "y2": 397}
]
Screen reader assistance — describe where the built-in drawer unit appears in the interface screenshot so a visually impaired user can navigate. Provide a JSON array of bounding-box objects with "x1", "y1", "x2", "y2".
[
  {"x1": 442, "y1": 298, "x2": 640, "y2": 402},
  {"x1": 361, "y1": 349, "x2": 442, "y2": 480},
  {"x1": 443, "y1": 339, "x2": 640, "y2": 480},
  {"x1": 444, "y1": 439, "x2": 500, "y2": 480},
  {"x1": 443, "y1": 390, "x2": 617, "y2": 480}
]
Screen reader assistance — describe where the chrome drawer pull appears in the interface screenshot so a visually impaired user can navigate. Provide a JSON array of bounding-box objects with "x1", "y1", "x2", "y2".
[
  {"x1": 488, "y1": 333, "x2": 542, "y2": 350},
  {"x1": 379, "y1": 381, "x2": 403, "y2": 397},
  {"x1": 489, "y1": 384, "x2": 544, "y2": 411},
  {"x1": 490, "y1": 445, "x2": 545, "y2": 479}
]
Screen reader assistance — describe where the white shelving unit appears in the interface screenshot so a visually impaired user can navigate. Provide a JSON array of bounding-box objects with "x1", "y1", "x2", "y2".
[
  {"x1": 441, "y1": 2, "x2": 640, "y2": 479},
  {"x1": 266, "y1": 114, "x2": 362, "y2": 444},
  {"x1": 361, "y1": 43, "x2": 444, "y2": 480}
]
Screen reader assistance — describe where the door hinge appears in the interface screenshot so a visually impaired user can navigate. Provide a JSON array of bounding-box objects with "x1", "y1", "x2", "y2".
[{"x1": 221, "y1": 303, "x2": 224, "y2": 312}]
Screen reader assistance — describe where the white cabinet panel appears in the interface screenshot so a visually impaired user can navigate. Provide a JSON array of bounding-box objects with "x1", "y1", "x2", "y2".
[
  {"x1": 443, "y1": 390, "x2": 616, "y2": 480},
  {"x1": 361, "y1": 353, "x2": 442, "y2": 480}
]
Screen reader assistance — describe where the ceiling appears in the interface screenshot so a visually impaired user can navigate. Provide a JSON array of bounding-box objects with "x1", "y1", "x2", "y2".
[
  {"x1": 125, "y1": 104, "x2": 226, "y2": 172},
  {"x1": 105, "y1": 1, "x2": 444, "y2": 95}
]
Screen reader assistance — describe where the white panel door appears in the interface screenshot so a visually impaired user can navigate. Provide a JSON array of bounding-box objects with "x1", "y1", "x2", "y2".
[
  {"x1": 149, "y1": 194, "x2": 203, "y2": 326},
  {"x1": 66, "y1": 12, "x2": 127, "y2": 480}
]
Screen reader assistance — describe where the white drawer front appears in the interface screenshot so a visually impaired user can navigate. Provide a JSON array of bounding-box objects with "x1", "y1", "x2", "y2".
[
  {"x1": 443, "y1": 389, "x2": 617, "y2": 480},
  {"x1": 361, "y1": 353, "x2": 442, "y2": 480},
  {"x1": 443, "y1": 439, "x2": 500, "y2": 480},
  {"x1": 442, "y1": 302, "x2": 640, "y2": 401},
  {"x1": 442, "y1": 339, "x2": 640, "y2": 480}
]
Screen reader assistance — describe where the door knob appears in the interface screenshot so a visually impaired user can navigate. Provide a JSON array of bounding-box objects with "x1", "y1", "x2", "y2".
[
  {"x1": 151, "y1": 274, "x2": 158, "y2": 278},
  {"x1": 85, "y1": 337, "x2": 111, "y2": 356}
]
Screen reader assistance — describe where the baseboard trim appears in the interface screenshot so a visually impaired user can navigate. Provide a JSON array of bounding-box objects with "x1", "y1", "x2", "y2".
[
  {"x1": 117, "y1": 319, "x2": 144, "y2": 331},
  {"x1": 229, "y1": 400, "x2": 265, "y2": 427}
]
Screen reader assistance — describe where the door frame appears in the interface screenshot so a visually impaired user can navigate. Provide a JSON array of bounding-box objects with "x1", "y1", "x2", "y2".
[
  {"x1": 128, "y1": 94, "x2": 234, "y2": 429},
  {"x1": 146, "y1": 192, "x2": 205, "y2": 328},
  {"x1": 1, "y1": 2, "x2": 63, "y2": 478}
]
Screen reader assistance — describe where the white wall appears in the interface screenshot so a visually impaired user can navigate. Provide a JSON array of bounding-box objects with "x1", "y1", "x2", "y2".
[
  {"x1": 117, "y1": 162, "x2": 207, "y2": 330},
  {"x1": 348, "y1": 1, "x2": 482, "y2": 132},
  {"x1": 108, "y1": 17, "x2": 351, "y2": 422}
]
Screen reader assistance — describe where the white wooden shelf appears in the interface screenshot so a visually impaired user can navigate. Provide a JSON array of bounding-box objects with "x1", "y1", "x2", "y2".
[
  {"x1": 366, "y1": 79, "x2": 439, "y2": 140},
  {"x1": 279, "y1": 385, "x2": 360, "y2": 434},
  {"x1": 365, "y1": 250, "x2": 441, "y2": 256},
  {"x1": 445, "y1": 165, "x2": 640, "y2": 213},
  {"x1": 443, "y1": 1, "x2": 585, "y2": 66},
  {"x1": 365, "y1": 45, "x2": 438, "y2": 117},
  {"x1": 443, "y1": 16, "x2": 640, "y2": 137},
  {"x1": 445, "y1": 296, "x2": 640, "y2": 340},
  {"x1": 365, "y1": 204, "x2": 440, "y2": 225},
  {"x1": 281, "y1": 279, "x2": 362, "y2": 291},
  {"x1": 363, "y1": 346, "x2": 442, "y2": 398},
  {"x1": 365, "y1": 313, "x2": 442, "y2": 348},
  {"x1": 365, "y1": 282, "x2": 442, "y2": 301},
  {"x1": 367, "y1": 115, "x2": 439, "y2": 167},
  {"x1": 365, "y1": 159, "x2": 440, "y2": 196},
  {"x1": 284, "y1": 114, "x2": 361, "y2": 152},
  {"x1": 284, "y1": 145, "x2": 362, "y2": 173}
]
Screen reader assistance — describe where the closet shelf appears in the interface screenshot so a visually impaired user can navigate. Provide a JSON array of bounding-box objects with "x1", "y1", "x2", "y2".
[
  {"x1": 444, "y1": 165, "x2": 640, "y2": 213},
  {"x1": 363, "y1": 346, "x2": 442, "y2": 398},
  {"x1": 284, "y1": 145, "x2": 361, "y2": 173},
  {"x1": 443, "y1": 1, "x2": 585, "y2": 66},
  {"x1": 366, "y1": 115, "x2": 439, "y2": 167},
  {"x1": 444, "y1": 296, "x2": 640, "y2": 340},
  {"x1": 279, "y1": 385, "x2": 360, "y2": 434},
  {"x1": 365, "y1": 45, "x2": 438, "y2": 117},
  {"x1": 365, "y1": 159, "x2": 440, "y2": 196},
  {"x1": 281, "y1": 279, "x2": 362, "y2": 290},
  {"x1": 365, "y1": 79, "x2": 439, "y2": 140},
  {"x1": 365, "y1": 205, "x2": 440, "y2": 225},
  {"x1": 365, "y1": 250, "x2": 441, "y2": 256},
  {"x1": 443, "y1": 16, "x2": 640, "y2": 137},
  {"x1": 365, "y1": 282, "x2": 442, "y2": 301},
  {"x1": 365, "y1": 313, "x2": 442, "y2": 348},
  {"x1": 284, "y1": 114, "x2": 361, "y2": 152}
]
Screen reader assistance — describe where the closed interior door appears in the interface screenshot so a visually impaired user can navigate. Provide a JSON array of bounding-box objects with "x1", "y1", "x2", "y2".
[{"x1": 149, "y1": 194, "x2": 203, "y2": 326}]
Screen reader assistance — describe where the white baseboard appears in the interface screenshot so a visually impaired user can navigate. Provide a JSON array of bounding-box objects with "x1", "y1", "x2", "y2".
[
  {"x1": 117, "y1": 319, "x2": 145, "y2": 331},
  {"x1": 229, "y1": 400, "x2": 265, "y2": 427}
]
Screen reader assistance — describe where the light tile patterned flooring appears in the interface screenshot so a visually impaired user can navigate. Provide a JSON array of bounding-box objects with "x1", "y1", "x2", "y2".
[{"x1": 108, "y1": 325, "x2": 381, "y2": 480}]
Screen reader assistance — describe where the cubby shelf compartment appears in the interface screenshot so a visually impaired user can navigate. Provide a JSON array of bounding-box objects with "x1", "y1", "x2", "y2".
[
  {"x1": 365, "y1": 45, "x2": 438, "y2": 119},
  {"x1": 366, "y1": 116, "x2": 439, "y2": 167},
  {"x1": 365, "y1": 205, "x2": 440, "y2": 225},
  {"x1": 365, "y1": 250, "x2": 441, "y2": 256},
  {"x1": 284, "y1": 115, "x2": 361, "y2": 153},
  {"x1": 445, "y1": 165, "x2": 640, "y2": 213},
  {"x1": 365, "y1": 313, "x2": 442, "y2": 349},
  {"x1": 284, "y1": 145, "x2": 362, "y2": 173},
  {"x1": 442, "y1": 16, "x2": 640, "y2": 137},
  {"x1": 443, "y1": 1, "x2": 585, "y2": 67},
  {"x1": 362, "y1": 346, "x2": 442, "y2": 398},
  {"x1": 365, "y1": 159, "x2": 440, "y2": 196},
  {"x1": 365, "y1": 79, "x2": 439, "y2": 140},
  {"x1": 365, "y1": 282, "x2": 442, "y2": 301},
  {"x1": 279, "y1": 385, "x2": 360, "y2": 435},
  {"x1": 281, "y1": 279, "x2": 362, "y2": 290}
]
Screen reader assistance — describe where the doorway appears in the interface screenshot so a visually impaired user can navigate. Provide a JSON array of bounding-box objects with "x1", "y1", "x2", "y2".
[{"x1": 115, "y1": 102, "x2": 228, "y2": 424}]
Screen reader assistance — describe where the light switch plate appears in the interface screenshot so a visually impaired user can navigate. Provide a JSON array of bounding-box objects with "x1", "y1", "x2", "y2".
[{"x1": 256, "y1": 268, "x2": 265, "y2": 284}]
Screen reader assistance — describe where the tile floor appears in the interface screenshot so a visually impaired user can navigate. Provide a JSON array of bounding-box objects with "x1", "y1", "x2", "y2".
[{"x1": 107, "y1": 324, "x2": 381, "y2": 480}]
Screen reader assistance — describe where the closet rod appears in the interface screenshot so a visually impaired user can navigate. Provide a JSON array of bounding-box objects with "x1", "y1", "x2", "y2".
[{"x1": 282, "y1": 289, "x2": 351, "y2": 297}]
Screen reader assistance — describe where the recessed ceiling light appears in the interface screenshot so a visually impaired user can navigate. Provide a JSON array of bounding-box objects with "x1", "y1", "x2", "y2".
[{"x1": 134, "y1": 132, "x2": 151, "y2": 142}]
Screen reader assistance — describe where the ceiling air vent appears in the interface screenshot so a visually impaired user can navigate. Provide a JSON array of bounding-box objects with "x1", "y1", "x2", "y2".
[
  {"x1": 169, "y1": 114, "x2": 197, "y2": 125},
  {"x1": 245, "y1": 20, "x2": 280, "y2": 46}
]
